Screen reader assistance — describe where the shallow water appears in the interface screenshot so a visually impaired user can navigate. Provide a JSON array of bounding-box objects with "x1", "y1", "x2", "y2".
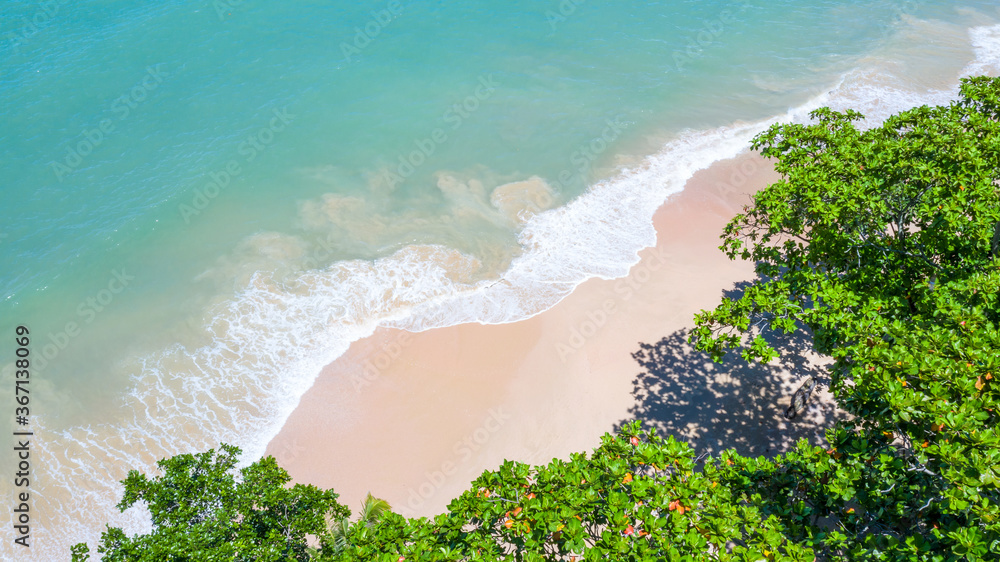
[{"x1": 1, "y1": 0, "x2": 998, "y2": 557}]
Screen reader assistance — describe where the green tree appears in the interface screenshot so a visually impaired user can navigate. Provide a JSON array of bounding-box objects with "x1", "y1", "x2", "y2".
[
  {"x1": 318, "y1": 492, "x2": 393, "y2": 558},
  {"x1": 73, "y1": 77, "x2": 1000, "y2": 561},
  {"x1": 71, "y1": 444, "x2": 349, "y2": 561},
  {"x1": 691, "y1": 75, "x2": 1000, "y2": 559},
  {"x1": 320, "y1": 423, "x2": 814, "y2": 561}
]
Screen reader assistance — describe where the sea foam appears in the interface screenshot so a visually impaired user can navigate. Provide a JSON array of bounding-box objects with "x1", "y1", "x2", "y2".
[{"x1": 23, "y1": 21, "x2": 1000, "y2": 562}]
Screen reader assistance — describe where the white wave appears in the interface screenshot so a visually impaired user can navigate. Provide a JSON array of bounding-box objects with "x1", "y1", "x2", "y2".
[
  {"x1": 393, "y1": 22, "x2": 1000, "y2": 333},
  {"x1": 25, "y1": 244, "x2": 485, "y2": 557},
  {"x1": 21, "y1": 18, "x2": 1000, "y2": 562},
  {"x1": 965, "y1": 24, "x2": 1000, "y2": 75}
]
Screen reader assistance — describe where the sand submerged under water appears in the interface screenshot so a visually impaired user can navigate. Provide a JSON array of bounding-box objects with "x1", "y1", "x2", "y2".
[{"x1": 266, "y1": 151, "x2": 850, "y2": 518}]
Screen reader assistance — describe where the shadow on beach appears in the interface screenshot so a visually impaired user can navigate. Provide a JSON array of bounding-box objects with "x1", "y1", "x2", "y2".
[{"x1": 618, "y1": 282, "x2": 849, "y2": 459}]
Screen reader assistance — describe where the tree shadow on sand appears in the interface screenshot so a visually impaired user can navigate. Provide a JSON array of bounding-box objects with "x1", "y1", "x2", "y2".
[{"x1": 618, "y1": 282, "x2": 850, "y2": 459}]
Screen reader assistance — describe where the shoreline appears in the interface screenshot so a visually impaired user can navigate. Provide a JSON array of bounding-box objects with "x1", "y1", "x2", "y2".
[{"x1": 265, "y1": 150, "x2": 848, "y2": 518}]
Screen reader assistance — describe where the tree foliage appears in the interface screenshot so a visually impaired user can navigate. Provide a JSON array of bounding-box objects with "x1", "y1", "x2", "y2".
[
  {"x1": 312, "y1": 423, "x2": 817, "y2": 561},
  {"x1": 71, "y1": 444, "x2": 349, "y2": 561},
  {"x1": 691, "y1": 75, "x2": 1000, "y2": 559},
  {"x1": 320, "y1": 492, "x2": 394, "y2": 558},
  {"x1": 74, "y1": 77, "x2": 1000, "y2": 561}
]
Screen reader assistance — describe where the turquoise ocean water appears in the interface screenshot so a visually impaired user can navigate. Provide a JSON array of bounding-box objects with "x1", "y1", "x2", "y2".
[{"x1": 1, "y1": 0, "x2": 999, "y2": 557}]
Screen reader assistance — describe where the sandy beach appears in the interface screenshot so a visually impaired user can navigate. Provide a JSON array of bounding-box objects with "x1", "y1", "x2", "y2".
[{"x1": 265, "y1": 151, "x2": 848, "y2": 518}]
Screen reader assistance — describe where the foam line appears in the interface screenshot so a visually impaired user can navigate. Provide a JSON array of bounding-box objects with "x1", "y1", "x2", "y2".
[{"x1": 26, "y1": 21, "x2": 1000, "y2": 562}]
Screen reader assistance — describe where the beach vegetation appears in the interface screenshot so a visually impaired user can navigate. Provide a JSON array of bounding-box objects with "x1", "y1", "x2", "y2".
[
  {"x1": 318, "y1": 492, "x2": 393, "y2": 558},
  {"x1": 70, "y1": 444, "x2": 348, "y2": 562},
  {"x1": 74, "y1": 75, "x2": 1000, "y2": 561},
  {"x1": 691, "y1": 74, "x2": 1000, "y2": 559}
]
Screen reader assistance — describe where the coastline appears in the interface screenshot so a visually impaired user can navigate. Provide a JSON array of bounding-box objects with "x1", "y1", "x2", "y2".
[
  {"x1": 265, "y1": 150, "x2": 848, "y2": 518},
  {"x1": 6, "y1": 5, "x2": 997, "y2": 557}
]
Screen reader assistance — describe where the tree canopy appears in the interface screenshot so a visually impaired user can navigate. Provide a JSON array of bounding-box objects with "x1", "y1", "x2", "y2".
[
  {"x1": 691, "y1": 75, "x2": 1000, "y2": 559},
  {"x1": 75, "y1": 76, "x2": 1000, "y2": 561},
  {"x1": 71, "y1": 444, "x2": 349, "y2": 561}
]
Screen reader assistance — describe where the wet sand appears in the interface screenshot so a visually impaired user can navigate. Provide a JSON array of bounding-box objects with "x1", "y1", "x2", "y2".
[{"x1": 266, "y1": 151, "x2": 847, "y2": 517}]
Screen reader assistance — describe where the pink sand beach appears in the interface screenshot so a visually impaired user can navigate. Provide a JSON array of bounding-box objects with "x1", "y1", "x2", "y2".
[{"x1": 265, "y1": 151, "x2": 846, "y2": 517}]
